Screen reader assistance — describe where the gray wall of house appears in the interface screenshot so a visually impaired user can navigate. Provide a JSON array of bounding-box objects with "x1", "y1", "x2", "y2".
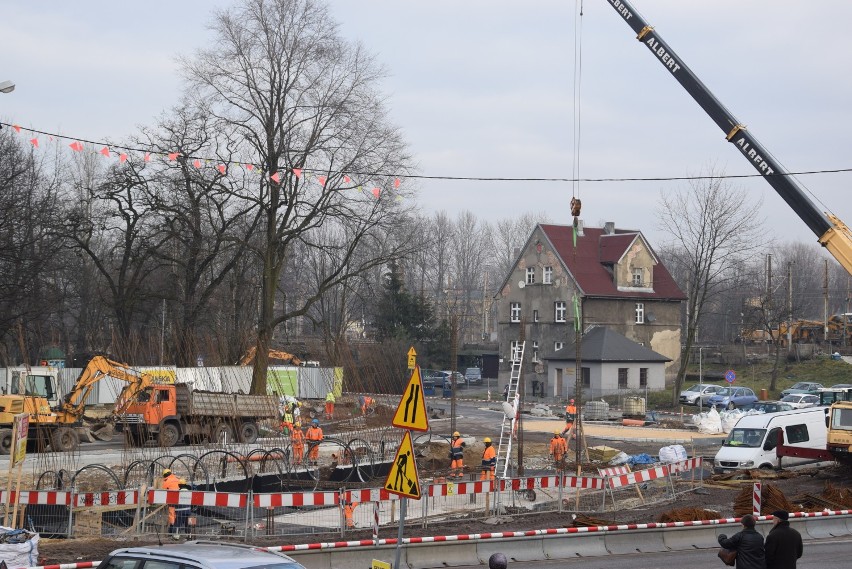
[{"x1": 542, "y1": 361, "x2": 665, "y2": 400}]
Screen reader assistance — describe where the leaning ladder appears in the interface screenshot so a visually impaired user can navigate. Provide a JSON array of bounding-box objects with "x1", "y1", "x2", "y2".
[{"x1": 495, "y1": 341, "x2": 525, "y2": 479}]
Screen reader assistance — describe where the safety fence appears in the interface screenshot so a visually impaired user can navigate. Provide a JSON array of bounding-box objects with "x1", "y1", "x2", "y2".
[{"x1": 0, "y1": 458, "x2": 703, "y2": 539}]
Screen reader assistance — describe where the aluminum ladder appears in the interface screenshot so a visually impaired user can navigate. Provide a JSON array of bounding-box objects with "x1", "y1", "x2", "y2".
[{"x1": 495, "y1": 340, "x2": 524, "y2": 479}]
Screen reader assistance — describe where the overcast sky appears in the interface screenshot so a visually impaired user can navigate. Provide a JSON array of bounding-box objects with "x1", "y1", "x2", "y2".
[{"x1": 3, "y1": 0, "x2": 852, "y2": 253}]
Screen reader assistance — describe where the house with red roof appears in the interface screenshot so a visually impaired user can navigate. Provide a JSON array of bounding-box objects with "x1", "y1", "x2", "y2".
[{"x1": 496, "y1": 222, "x2": 686, "y2": 398}]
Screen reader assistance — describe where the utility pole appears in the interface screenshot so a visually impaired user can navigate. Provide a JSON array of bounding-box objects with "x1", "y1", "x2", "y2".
[
  {"x1": 787, "y1": 261, "x2": 793, "y2": 351},
  {"x1": 450, "y1": 315, "x2": 458, "y2": 434},
  {"x1": 516, "y1": 321, "x2": 525, "y2": 476},
  {"x1": 766, "y1": 255, "x2": 773, "y2": 340}
]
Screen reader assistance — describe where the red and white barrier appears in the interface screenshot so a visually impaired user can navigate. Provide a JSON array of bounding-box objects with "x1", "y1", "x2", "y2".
[
  {"x1": 668, "y1": 456, "x2": 703, "y2": 474},
  {"x1": 344, "y1": 488, "x2": 398, "y2": 503},
  {"x1": 605, "y1": 465, "x2": 670, "y2": 489},
  {"x1": 428, "y1": 480, "x2": 494, "y2": 497},
  {"x1": 753, "y1": 482, "x2": 762, "y2": 516},
  {"x1": 148, "y1": 490, "x2": 246, "y2": 508},
  {"x1": 597, "y1": 465, "x2": 631, "y2": 477},
  {"x1": 0, "y1": 491, "x2": 72, "y2": 505},
  {"x1": 74, "y1": 491, "x2": 138, "y2": 508},
  {"x1": 254, "y1": 491, "x2": 338, "y2": 508}
]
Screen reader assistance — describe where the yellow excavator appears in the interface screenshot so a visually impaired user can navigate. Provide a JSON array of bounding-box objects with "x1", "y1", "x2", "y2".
[
  {"x1": 0, "y1": 355, "x2": 155, "y2": 453},
  {"x1": 238, "y1": 346, "x2": 304, "y2": 366}
]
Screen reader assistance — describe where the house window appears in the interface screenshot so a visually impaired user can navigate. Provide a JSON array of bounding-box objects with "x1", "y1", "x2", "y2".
[
  {"x1": 532, "y1": 341, "x2": 539, "y2": 362},
  {"x1": 555, "y1": 301, "x2": 567, "y2": 322},
  {"x1": 582, "y1": 367, "x2": 591, "y2": 388},
  {"x1": 526, "y1": 267, "x2": 535, "y2": 284},
  {"x1": 554, "y1": 341, "x2": 564, "y2": 351},
  {"x1": 635, "y1": 302, "x2": 645, "y2": 324},
  {"x1": 543, "y1": 266, "x2": 553, "y2": 284},
  {"x1": 510, "y1": 302, "x2": 521, "y2": 323},
  {"x1": 639, "y1": 368, "x2": 648, "y2": 387},
  {"x1": 510, "y1": 340, "x2": 522, "y2": 361},
  {"x1": 632, "y1": 268, "x2": 643, "y2": 286},
  {"x1": 618, "y1": 368, "x2": 628, "y2": 388},
  {"x1": 533, "y1": 309, "x2": 539, "y2": 322}
]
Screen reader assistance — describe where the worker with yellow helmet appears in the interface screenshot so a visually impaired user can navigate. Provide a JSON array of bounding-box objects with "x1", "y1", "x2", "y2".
[
  {"x1": 449, "y1": 431, "x2": 465, "y2": 478},
  {"x1": 550, "y1": 430, "x2": 567, "y2": 469},
  {"x1": 480, "y1": 437, "x2": 496, "y2": 481}
]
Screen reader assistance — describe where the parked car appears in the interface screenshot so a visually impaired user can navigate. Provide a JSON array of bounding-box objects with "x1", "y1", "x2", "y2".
[
  {"x1": 780, "y1": 393, "x2": 820, "y2": 409},
  {"x1": 441, "y1": 370, "x2": 465, "y2": 388},
  {"x1": 464, "y1": 367, "x2": 483, "y2": 385},
  {"x1": 738, "y1": 400, "x2": 794, "y2": 414},
  {"x1": 96, "y1": 542, "x2": 306, "y2": 569},
  {"x1": 678, "y1": 383, "x2": 719, "y2": 406},
  {"x1": 780, "y1": 382, "x2": 824, "y2": 398},
  {"x1": 829, "y1": 383, "x2": 852, "y2": 389},
  {"x1": 708, "y1": 386, "x2": 759, "y2": 410}
]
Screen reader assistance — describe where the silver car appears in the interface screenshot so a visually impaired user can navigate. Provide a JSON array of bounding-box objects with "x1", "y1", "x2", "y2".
[
  {"x1": 679, "y1": 383, "x2": 719, "y2": 406},
  {"x1": 97, "y1": 542, "x2": 306, "y2": 569}
]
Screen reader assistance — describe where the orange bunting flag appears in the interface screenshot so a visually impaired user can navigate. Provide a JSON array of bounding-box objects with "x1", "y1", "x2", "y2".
[
  {"x1": 100, "y1": 146, "x2": 110, "y2": 157},
  {"x1": 144, "y1": 153, "x2": 151, "y2": 162},
  {"x1": 69, "y1": 141, "x2": 83, "y2": 152},
  {"x1": 193, "y1": 159, "x2": 201, "y2": 168},
  {"x1": 168, "y1": 153, "x2": 179, "y2": 161},
  {"x1": 13, "y1": 125, "x2": 21, "y2": 133},
  {"x1": 292, "y1": 168, "x2": 302, "y2": 179},
  {"x1": 30, "y1": 138, "x2": 38, "y2": 147},
  {"x1": 317, "y1": 175, "x2": 326, "y2": 187},
  {"x1": 217, "y1": 164, "x2": 226, "y2": 174},
  {"x1": 371, "y1": 187, "x2": 380, "y2": 198},
  {"x1": 344, "y1": 175, "x2": 351, "y2": 183},
  {"x1": 270, "y1": 172, "x2": 281, "y2": 183},
  {"x1": 119, "y1": 153, "x2": 128, "y2": 163},
  {"x1": 394, "y1": 178, "x2": 401, "y2": 188},
  {"x1": 245, "y1": 164, "x2": 254, "y2": 171}
]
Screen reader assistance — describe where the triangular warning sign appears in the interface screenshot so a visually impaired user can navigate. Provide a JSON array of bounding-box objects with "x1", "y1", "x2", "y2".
[
  {"x1": 383, "y1": 431, "x2": 421, "y2": 499},
  {"x1": 392, "y1": 366, "x2": 429, "y2": 432}
]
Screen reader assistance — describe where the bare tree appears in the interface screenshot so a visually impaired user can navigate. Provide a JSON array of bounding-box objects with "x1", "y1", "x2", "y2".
[
  {"x1": 658, "y1": 169, "x2": 765, "y2": 404},
  {"x1": 182, "y1": 0, "x2": 414, "y2": 392}
]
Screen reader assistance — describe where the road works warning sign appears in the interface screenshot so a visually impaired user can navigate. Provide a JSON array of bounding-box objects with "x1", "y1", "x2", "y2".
[
  {"x1": 383, "y1": 431, "x2": 421, "y2": 500},
  {"x1": 391, "y1": 366, "x2": 429, "y2": 432}
]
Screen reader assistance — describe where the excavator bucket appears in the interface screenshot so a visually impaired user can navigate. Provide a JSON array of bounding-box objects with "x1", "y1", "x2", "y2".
[{"x1": 90, "y1": 422, "x2": 115, "y2": 441}]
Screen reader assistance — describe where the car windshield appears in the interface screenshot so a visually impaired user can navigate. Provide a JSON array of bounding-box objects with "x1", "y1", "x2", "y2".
[
  {"x1": 724, "y1": 428, "x2": 767, "y2": 448},
  {"x1": 715, "y1": 388, "x2": 732, "y2": 396},
  {"x1": 683, "y1": 384, "x2": 701, "y2": 392},
  {"x1": 789, "y1": 382, "x2": 809, "y2": 390},
  {"x1": 780, "y1": 395, "x2": 799, "y2": 402}
]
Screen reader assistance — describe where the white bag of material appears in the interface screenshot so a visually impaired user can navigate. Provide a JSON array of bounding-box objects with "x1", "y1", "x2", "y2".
[
  {"x1": 720, "y1": 409, "x2": 744, "y2": 433},
  {"x1": 696, "y1": 407, "x2": 723, "y2": 434},
  {"x1": 658, "y1": 444, "x2": 688, "y2": 464},
  {"x1": 0, "y1": 527, "x2": 39, "y2": 569},
  {"x1": 608, "y1": 451, "x2": 630, "y2": 466}
]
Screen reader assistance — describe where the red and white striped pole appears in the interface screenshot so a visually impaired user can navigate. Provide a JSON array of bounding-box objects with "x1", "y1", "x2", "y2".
[
  {"x1": 752, "y1": 482, "x2": 761, "y2": 516},
  {"x1": 373, "y1": 501, "x2": 379, "y2": 545}
]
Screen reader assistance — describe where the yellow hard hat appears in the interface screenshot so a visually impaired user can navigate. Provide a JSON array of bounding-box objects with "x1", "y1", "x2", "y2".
[
  {"x1": 162, "y1": 468, "x2": 172, "y2": 477},
  {"x1": 178, "y1": 478, "x2": 187, "y2": 485},
  {"x1": 483, "y1": 437, "x2": 492, "y2": 443},
  {"x1": 554, "y1": 431, "x2": 560, "y2": 435},
  {"x1": 453, "y1": 431, "x2": 460, "y2": 437}
]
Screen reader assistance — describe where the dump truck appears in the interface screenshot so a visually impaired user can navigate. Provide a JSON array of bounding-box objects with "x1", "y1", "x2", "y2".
[{"x1": 117, "y1": 382, "x2": 278, "y2": 447}]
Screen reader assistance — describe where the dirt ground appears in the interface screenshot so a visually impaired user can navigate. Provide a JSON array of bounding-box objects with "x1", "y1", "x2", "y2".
[{"x1": 36, "y1": 426, "x2": 852, "y2": 566}]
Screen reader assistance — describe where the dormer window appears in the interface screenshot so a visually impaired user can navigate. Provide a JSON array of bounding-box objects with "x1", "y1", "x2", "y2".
[{"x1": 632, "y1": 268, "x2": 643, "y2": 287}]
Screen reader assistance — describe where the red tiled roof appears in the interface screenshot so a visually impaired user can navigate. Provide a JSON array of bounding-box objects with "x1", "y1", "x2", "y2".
[{"x1": 540, "y1": 224, "x2": 686, "y2": 300}]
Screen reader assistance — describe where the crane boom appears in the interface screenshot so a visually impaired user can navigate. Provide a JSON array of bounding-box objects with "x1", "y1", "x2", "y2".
[{"x1": 604, "y1": 0, "x2": 852, "y2": 275}]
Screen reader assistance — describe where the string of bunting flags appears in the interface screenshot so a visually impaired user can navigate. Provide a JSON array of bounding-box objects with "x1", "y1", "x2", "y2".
[{"x1": 0, "y1": 120, "x2": 403, "y2": 199}]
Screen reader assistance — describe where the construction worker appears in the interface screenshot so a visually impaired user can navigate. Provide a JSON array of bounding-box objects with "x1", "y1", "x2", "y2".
[
  {"x1": 342, "y1": 500, "x2": 359, "y2": 528},
  {"x1": 162, "y1": 468, "x2": 180, "y2": 533},
  {"x1": 562, "y1": 399, "x2": 577, "y2": 438},
  {"x1": 549, "y1": 431, "x2": 567, "y2": 468},
  {"x1": 360, "y1": 395, "x2": 374, "y2": 416},
  {"x1": 480, "y1": 437, "x2": 496, "y2": 481},
  {"x1": 291, "y1": 424, "x2": 305, "y2": 465},
  {"x1": 306, "y1": 418, "x2": 324, "y2": 462},
  {"x1": 173, "y1": 478, "x2": 192, "y2": 539},
  {"x1": 450, "y1": 431, "x2": 465, "y2": 478},
  {"x1": 281, "y1": 404, "x2": 294, "y2": 435},
  {"x1": 324, "y1": 391, "x2": 335, "y2": 419}
]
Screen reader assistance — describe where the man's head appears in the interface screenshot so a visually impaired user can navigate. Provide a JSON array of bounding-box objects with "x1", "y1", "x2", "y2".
[
  {"x1": 312, "y1": 418, "x2": 319, "y2": 426},
  {"x1": 553, "y1": 431, "x2": 560, "y2": 437},
  {"x1": 570, "y1": 399, "x2": 575, "y2": 404},
  {"x1": 741, "y1": 514, "x2": 756, "y2": 529},
  {"x1": 453, "y1": 431, "x2": 460, "y2": 438},
  {"x1": 772, "y1": 510, "x2": 789, "y2": 525},
  {"x1": 162, "y1": 468, "x2": 172, "y2": 478},
  {"x1": 483, "y1": 437, "x2": 492, "y2": 446},
  {"x1": 488, "y1": 553, "x2": 507, "y2": 569}
]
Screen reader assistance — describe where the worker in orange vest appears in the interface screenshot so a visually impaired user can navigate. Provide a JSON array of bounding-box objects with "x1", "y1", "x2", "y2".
[
  {"x1": 342, "y1": 500, "x2": 359, "y2": 528},
  {"x1": 324, "y1": 392, "x2": 335, "y2": 420},
  {"x1": 360, "y1": 395, "x2": 374, "y2": 415},
  {"x1": 549, "y1": 431, "x2": 567, "y2": 468},
  {"x1": 480, "y1": 437, "x2": 496, "y2": 481},
  {"x1": 162, "y1": 468, "x2": 180, "y2": 533},
  {"x1": 561, "y1": 399, "x2": 577, "y2": 439},
  {"x1": 450, "y1": 431, "x2": 465, "y2": 478},
  {"x1": 291, "y1": 425, "x2": 305, "y2": 465},
  {"x1": 306, "y1": 418, "x2": 324, "y2": 462}
]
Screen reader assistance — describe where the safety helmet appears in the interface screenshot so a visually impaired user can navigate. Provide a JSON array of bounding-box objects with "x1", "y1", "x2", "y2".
[
  {"x1": 162, "y1": 468, "x2": 172, "y2": 477},
  {"x1": 554, "y1": 431, "x2": 560, "y2": 435},
  {"x1": 178, "y1": 478, "x2": 187, "y2": 485},
  {"x1": 570, "y1": 399, "x2": 575, "y2": 403},
  {"x1": 452, "y1": 431, "x2": 460, "y2": 437},
  {"x1": 312, "y1": 418, "x2": 319, "y2": 424},
  {"x1": 483, "y1": 437, "x2": 491, "y2": 443}
]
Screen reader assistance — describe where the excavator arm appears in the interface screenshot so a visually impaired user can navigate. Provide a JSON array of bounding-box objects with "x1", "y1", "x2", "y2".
[
  {"x1": 58, "y1": 355, "x2": 155, "y2": 422},
  {"x1": 238, "y1": 346, "x2": 303, "y2": 367},
  {"x1": 604, "y1": 0, "x2": 852, "y2": 276}
]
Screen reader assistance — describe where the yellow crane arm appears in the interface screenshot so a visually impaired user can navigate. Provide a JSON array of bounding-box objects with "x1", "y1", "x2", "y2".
[{"x1": 59, "y1": 355, "x2": 155, "y2": 421}]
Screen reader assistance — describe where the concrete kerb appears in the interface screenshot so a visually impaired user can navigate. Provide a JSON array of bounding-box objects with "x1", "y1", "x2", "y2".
[
  {"x1": 541, "y1": 532, "x2": 608, "y2": 559},
  {"x1": 661, "y1": 525, "x2": 718, "y2": 550},
  {"x1": 476, "y1": 537, "x2": 544, "y2": 563},
  {"x1": 604, "y1": 527, "x2": 669, "y2": 554},
  {"x1": 287, "y1": 551, "x2": 332, "y2": 569},
  {"x1": 405, "y1": 542, "x2": 480, "y2": 569},
  {"x1": 802, "y1": 516, "x2": 849, "y2": 538}
]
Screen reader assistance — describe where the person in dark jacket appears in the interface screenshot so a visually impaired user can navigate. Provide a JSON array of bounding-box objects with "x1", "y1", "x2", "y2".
[
  {"x1": 764, "y1": 510, "x2": 803, "y2": 569},
  {"x1": 718, "y1": 514, "x2": 767, "y2": 569}
]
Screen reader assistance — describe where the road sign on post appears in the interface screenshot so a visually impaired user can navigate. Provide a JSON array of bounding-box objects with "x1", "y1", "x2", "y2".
[
  {"x1": 383, "y1": 431, "x2": 421, "y2": 499},
  {"x1": 725, "y1": 369, "x2": 736, "y2": 384},
  {"x1": 407, "y1": 346, "x2": 417, "y2": 370},
  {"x1": 392, "y1": 366, "x2": 429, "y2": 432}
]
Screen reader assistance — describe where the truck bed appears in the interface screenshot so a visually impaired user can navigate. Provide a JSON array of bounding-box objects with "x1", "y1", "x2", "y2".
[{"x1": 175, "y1": 384, "x2": 278, "y2": 419}]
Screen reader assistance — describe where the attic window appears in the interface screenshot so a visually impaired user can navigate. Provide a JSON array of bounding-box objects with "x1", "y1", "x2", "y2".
[
  {"x1": 543, "y1": 266, "x2": 553, "y2": 284},
  {"x1": 526, "y1": 267, "x2": 535, "y2": 284},
  {"x1": 632, "y1": 268, "x2": 643, "y2": 287}
]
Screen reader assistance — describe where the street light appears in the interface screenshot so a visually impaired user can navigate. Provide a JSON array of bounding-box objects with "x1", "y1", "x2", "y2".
[{"x1": 0, "y1": 80, "x2": 15, "y2": 94}]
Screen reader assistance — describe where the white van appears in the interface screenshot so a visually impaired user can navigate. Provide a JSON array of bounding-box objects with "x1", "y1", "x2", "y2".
[{"x1": 713, "y1": 407, "x2": 829, "y2": 473}]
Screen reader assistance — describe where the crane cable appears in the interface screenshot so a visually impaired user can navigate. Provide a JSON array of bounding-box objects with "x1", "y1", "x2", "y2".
[{"x1": 570, "y1": 0, "x2": 584, "y2": 222}]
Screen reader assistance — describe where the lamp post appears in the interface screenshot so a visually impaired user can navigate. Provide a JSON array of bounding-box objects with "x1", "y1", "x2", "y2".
[
  {"x1": 0, "y1": 80, "x2": 15, "y2": 94},
  {"x1": 698, "y1": 346, "x2": 704, "y2": 412}
]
